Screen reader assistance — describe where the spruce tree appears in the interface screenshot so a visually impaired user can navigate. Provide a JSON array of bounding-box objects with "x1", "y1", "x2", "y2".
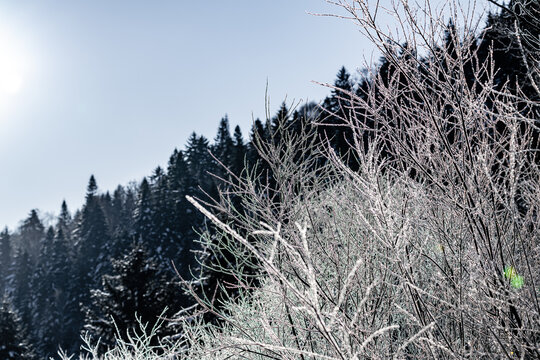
[
  {"x1": 72, "y1": 175, "x2": 111, "y2": 346},
  {"x1": 84, "y1": 245, "x2": 181, "y2": 352},
  {"x1": 76, "y1": 175, "x2": 111, "y2": 287},
  {"x1": 57, "y1": 200, "x2": 72, "y2": 243},
  {"x1": 212, "y1": 115, "x2": 234, "y2": 174},
  {"x1": 186, "y1": 133, "x2": 214, "y2": 195}
]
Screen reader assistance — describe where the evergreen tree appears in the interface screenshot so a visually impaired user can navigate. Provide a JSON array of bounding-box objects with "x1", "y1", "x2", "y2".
[
  {"x1": 18, "y1": 210, "x2": 44, "y2": 263},
  {"x1": 212, "y1": 115, "x2": 234, "y2": 172},
  {"x1": 231, "y1": 125, "x2": 247, "y2": 176},
  {"x1": 75, "y1": 175, "x2": 111, "y2": 287},
  {"x1": 8, "y1": 250, "x2": 34, "y2": 336},
  {"x1": 29, "y1": 226, "x2": 61, "y2": 358},
  {"x1": 271, "y1": 102, "x2": 290, "y2": 133},
  {"x1": 322, "y1": 66, "x2": 355, "y2": 162},
  {"x1": 84, "y1": 245, "x2": 182, "y2": 352},
  {"x1": 46, "y1": 227, "x2": 77, "y2": 355},
  {"x1": 28, "y1": 226, "x2": 75, "y2": 357},
  {"x1": 123, "y1": 185, "x2": 138, "y2": 235},
  {"x1": 72, "y1": 175, "x2": 111, "y2": 347},
  {"x1": 247, "y1": 118, "x2": 266, "y2": 167},
  {"x1": 109, "y1": 185, "x2": 136, "y2": 245},
  {"x1": 134, "y1": 177, "x2": 154, "y2": 244},
  {"x1": 0, "y1": 297, "x2": 36, "y2": 360},
  {"x1": 100, "y1": 191, "x2": 114, "y2": 234},
  {"x1": 57, "y1": 200, "x2": 72, "y2": 243},
  {"x1": 30, "y1": 227, "x2": 55, "y2": 333},
  {"x1": 165, "y1": 149, "x2": 190, "y2": 264},
  {"x1": 478, "y1": 1, "x2": 538, "y2": 96},
  {"x1": 109, "y1": 186, "x2": 125, "y2": 236},
  {"x1": 0, "y1": 227, "x2": 11, "y2": 294},
  {"x1": 186, "y1": 133, "x2": 214, "y2": 194},
  {"x1": 149, "y1": 167, "x2": 170, "y2": 261}
]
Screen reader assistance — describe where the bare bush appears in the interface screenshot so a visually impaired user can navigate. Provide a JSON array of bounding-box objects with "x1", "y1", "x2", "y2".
[{"x1": 177, "y1": 0, "x2": 540, "y2": 358}]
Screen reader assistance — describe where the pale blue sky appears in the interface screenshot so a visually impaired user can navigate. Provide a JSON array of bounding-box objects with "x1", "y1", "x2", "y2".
[{"x1": 0, "y1": 0, "x2": 479, "y2": 230}]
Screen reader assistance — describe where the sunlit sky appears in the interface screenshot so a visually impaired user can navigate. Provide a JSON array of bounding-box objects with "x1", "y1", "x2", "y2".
[{"x1": 0, "y1": 0, "x2": 491, "y2": 230}]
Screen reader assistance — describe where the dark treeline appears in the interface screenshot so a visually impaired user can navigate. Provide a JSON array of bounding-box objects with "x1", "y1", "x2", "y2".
[{"x1": 0, "y1": 2, "x2": 537, "y2": 358}]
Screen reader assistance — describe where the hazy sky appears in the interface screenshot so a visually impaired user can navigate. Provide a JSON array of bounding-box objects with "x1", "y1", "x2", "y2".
[{"x1": 0, "y1": 0, "x2": 487, "y2": 230}]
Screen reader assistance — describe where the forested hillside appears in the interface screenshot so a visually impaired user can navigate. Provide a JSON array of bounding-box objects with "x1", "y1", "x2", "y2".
[{"x1": 1, "y1": 0, "x2": 539, "y2": 358}]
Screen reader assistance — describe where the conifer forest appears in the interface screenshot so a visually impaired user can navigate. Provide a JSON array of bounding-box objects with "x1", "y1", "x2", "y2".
[{"x1": 1, "y1": 0, "x2": 539, "y2": 358}]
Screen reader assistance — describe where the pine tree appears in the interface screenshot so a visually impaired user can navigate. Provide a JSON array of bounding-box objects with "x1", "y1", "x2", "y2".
[
  {"x1": 84, "y1": 245, "x2": 182, "y2": 352},
  {"x1": 0, "y1": 297, "x2": 36, "y2": 360}
]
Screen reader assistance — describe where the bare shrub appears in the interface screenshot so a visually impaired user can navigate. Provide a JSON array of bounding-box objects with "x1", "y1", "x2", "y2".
[{"x1": 178, "y1": 0, "x2": 540, "y2": 358}]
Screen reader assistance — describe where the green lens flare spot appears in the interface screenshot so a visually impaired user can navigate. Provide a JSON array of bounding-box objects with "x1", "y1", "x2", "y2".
[
  {"x1": 511, "y1": 275, "x2": 524, "y2": 289},
  {"x1": 503, "y1": 266, "x2": 524, "y2": 289}
]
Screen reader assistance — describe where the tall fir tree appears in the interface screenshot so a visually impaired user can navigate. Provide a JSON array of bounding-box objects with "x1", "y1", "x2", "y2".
[
  {"x1": 72, "y1": 175, "x2": 111, "y2": 346},
  {"x1": 75, "y1": 175, "x2": 111, "y2": 286}
]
